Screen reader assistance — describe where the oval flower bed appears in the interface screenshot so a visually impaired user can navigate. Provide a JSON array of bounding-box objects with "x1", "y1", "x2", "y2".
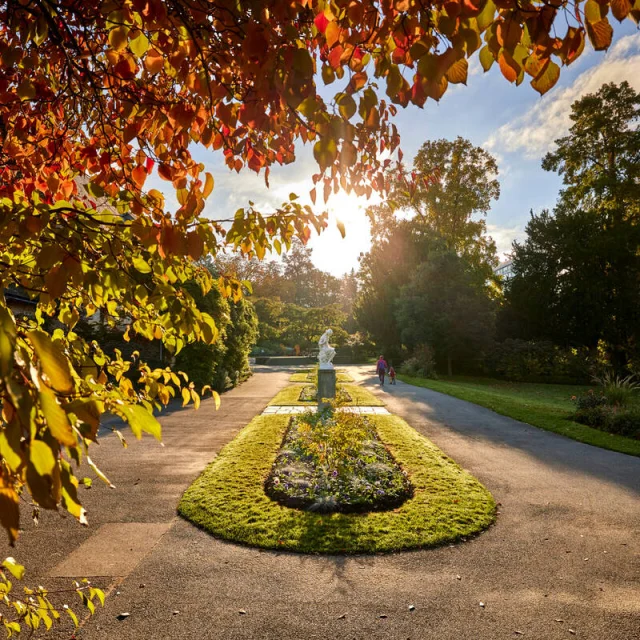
[
  {"x1": 178, "y1": 410, "x2": 496, "y2": 553},
  {"x1": 265, "y1": 410, "x2": 413, "y2": 513}
]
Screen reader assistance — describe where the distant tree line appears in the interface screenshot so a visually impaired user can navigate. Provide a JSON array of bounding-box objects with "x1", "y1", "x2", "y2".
[
  {"x1": 356, "y1": 82, "x2": 640, "y2": 381},
  {"x1": 216, "y1": 240, "x2": 362, "y2": 357}
]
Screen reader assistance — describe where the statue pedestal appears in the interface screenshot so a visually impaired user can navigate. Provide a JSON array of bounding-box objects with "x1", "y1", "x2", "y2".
[{"x1": 317, "y1": 368, "x2": 336, "y2": 412}]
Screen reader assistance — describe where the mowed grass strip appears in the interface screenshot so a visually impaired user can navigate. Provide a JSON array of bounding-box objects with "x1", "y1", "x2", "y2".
[
  {"x1": 178, "y1": 413, "x2": 496, "y2": 553},
  {"x1": 398, "y1": 375, "x2": 640, "y2": 457},
  {"x1": 290, "y1": 370, "x2": 354, "y2": 383},
  {"x1": 269, "y1": 383, "x2": 384, "y2": 407}
]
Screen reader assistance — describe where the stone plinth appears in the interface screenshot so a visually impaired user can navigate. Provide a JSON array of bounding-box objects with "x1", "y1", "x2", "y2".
[{"x1": 317, "y1": 368, "x2": 336, "y2": 412}]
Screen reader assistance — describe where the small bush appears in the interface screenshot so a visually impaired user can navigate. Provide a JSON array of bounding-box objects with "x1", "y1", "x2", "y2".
[
  {"x1": 400, "y1": 345, "x2": 438, "y2": 379},
  {"x1": 607, "y1": 410, "x2": 640, "y2": 439},
  {"x1": 573, "y1": 406, "x2": 613, "y2": 428},
  {"x1": 573, "y1": 390, "x2": 607, "y2": 411},
  {"x1": 592, "y1": 370, "x2": 640, "y2": 408}
]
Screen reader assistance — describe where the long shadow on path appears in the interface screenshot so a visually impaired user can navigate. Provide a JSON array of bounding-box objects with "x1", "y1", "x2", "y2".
[{"x1": 358, "y1": 372, "x2": 640, "y2": 496}]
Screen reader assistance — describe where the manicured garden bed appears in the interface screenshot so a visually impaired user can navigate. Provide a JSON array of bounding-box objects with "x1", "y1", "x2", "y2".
[
  {"x1": 178, "y1": 413, "x2": 496, "y2": 553},
  {"x1": 298, "y1": 385, "x2": 352, "y2": 403},
  {"x1": 269, "y1": 383, "x2": 384, "y2": 407},
  {"x1": 265, "y1": 411, "x2": 413, "y2": 513},
  {"x1": 397, "y1": 375, "x2": 640, "y2": 457},
  {"x1": 290, "y1": 369, "x2": 354, "y2": 383}
]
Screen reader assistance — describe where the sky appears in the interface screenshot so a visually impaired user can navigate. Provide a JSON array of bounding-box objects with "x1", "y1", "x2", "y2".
[{"x1": 155, "y1": 22, "x2": 640, "y2": 278}]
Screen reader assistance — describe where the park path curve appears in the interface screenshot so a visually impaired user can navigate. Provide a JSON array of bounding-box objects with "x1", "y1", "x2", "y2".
[{"x1": 8, "y1": 365, "x2": 638, "y2": 640}]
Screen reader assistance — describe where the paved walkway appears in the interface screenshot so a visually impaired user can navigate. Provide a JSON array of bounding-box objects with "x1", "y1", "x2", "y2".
[{"x1": 8, "y1": 366, "x2": 639, "y2": 639}]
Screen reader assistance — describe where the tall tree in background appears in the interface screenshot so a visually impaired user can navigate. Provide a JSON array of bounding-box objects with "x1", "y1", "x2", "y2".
[
  {"x1": 505, "y1": 82, "x2": 640, "y2": 371},
  {"x1": 358, "y1": 137, "x2": 500, "y2": 360},
  {"x1": 370, "y1": 137, "x2": 500, "y2": 272},
  {"x1": 396, "y1": 251, "x2": 496, "y2": 375}
]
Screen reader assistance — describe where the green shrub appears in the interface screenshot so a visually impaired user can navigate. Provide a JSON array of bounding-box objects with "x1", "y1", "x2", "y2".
[
  {"x1": 400, "y1": 345, "x2": 438, "y2": 379},
  {"x1": 484, "y1": 339, "x2": 593, "y2": 383},
  {"x1": 573, "y1": 406, "x2": 613, "y2": 428},
  {"x1": 573, "y1": 390, "x2": 607, "y2": 411},
  {"x1": 608, "y1": 410, "x2": 640, "y2": 439}
]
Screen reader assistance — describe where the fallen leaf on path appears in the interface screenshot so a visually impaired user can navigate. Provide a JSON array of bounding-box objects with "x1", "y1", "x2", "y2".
[
  {"x1": 514, "y1": 632, "x2": 524, "y2": 636},
  {"x1": 456, "y1": 575, "x2": 461, "y2": 580},
  {"x1": 379, "y1": 614, "x2": 388, "y2": 619},
  {"x1": 408, "y1": 605, "x2": 415, "y2": 611},
  {"x1": 569, "y1": 630, "x2": 576, "y2": 635},
  {"x1": 479, "y1": 602, "x2": 485, "y2": 608},
  {"x1": 117, "y1": 613, "x2": 130, "y2": 621},
  {"x1": 337, "y1": 613, "x2": 347, "y2": 619}
]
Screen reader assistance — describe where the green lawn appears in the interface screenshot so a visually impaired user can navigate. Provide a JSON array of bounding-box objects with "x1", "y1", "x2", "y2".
[
  {"x1": 178, "y1": 413, "x2": 496, "y2": 553},
  {"x1": 398, "y1": 375, "x2": 640, "y2": 457},
  {"x1": 269, "y1": 383, "x2": 384, "y2": 407}
]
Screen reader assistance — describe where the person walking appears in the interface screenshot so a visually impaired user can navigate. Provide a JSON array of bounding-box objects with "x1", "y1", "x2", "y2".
[
  {"x1": 376, "y1": 355, "x2": 388, "y2": 385},
  {"x1": 388, "y1": 363, "x2": 396, "y2": 385}
]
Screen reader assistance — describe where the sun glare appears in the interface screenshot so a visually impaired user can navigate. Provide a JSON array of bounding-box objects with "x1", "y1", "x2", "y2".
[{"x1": 308, "y1": 188, "x2": 380, "y2": 277}]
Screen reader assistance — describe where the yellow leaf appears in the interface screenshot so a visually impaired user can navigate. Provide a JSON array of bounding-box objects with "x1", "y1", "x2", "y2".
[
  {"x1": 30, "y1": 439, "x2": 56, "y2": 476},
  {"x1": 109, "y1": 26, "x2": 129, "y2": 52},
  {"x1": 336, "y1": 220, "x2": 346, "y2": 238},
  {"x1": 1, "y1": 556, "x2": 24, "y2": 579},
  {"x1": 40, "y1": 387, "x2": 77, "y2": 447},
  {"x1": 28, "y1": 330, "x2": 74, "y2": 394},
  {"x1": 181, "y1": 387, "x2": 190, "y2": 407},
  {"x1": 129, "y1": 30, "x2": 149, "y2": 57},
  {"x1": 0, "y1": 305, "x2": 16, "y2": 378},
  {"x1": 446, "y1": 58, "x2": 468, "y2": 84},
  {"x1": 531, "y1": 59, "x2": 560, "y2": 95},
  {"x1": 203, "y1": 172, "x2": 214, "y2": 198},
  {"x1": 0, "y1": 484, "x2": 20, "y2": 544},
  {"x1": 212, "y1": 390, "x2": 221, "y2": 410},
  {"x1": 479, "y1": 46, "x2": 494, "y2": 72},
  {"x1": 120, "y1": 404, "x2": 162, "y2": 441}
]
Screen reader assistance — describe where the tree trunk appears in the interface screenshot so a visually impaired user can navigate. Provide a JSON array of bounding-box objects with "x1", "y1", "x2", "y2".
[{"x1": 447, "y1": 353, "x2": 453, "y2": 377}]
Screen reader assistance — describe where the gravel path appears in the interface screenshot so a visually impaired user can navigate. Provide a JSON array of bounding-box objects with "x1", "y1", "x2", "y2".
[{"x1": 7, "y1": 365, "x2": 638, "y2": 639}]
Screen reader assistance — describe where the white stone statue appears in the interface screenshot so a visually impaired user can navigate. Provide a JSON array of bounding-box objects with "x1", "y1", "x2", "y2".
[{"x1": 318, "y1": 328, "x2": 336, "y2": 369}]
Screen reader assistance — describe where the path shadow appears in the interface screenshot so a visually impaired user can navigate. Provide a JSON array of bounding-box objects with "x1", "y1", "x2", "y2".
[{"x1": 351, "y1": 367, "x2": 640, "y2": 495}]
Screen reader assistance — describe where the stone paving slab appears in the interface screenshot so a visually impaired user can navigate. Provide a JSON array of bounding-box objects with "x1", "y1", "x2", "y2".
[
  {"x1": 50, "y1": 522, "x2": 171, "y2": 578},
  {"x1": 262, "y1": 405, "x2": 390, "y2": 415}
]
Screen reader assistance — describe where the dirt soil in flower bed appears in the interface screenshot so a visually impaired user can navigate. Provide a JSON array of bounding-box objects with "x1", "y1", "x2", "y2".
[{"x1": 264, "y1": 415, "x2": 414, "y2": 513}]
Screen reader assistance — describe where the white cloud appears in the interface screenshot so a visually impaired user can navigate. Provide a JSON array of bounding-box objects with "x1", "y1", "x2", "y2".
[
  {"x1": 487, "y1": 222, "x2": 526, "y2": 259},
  {"x1": 485, "y1": 33, "x2": 640, "y2": 158}
]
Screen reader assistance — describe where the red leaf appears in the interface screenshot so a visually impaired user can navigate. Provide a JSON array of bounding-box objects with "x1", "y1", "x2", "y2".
[{"x1": 314, "y1": 12, "x2": 329, "y2": 33}]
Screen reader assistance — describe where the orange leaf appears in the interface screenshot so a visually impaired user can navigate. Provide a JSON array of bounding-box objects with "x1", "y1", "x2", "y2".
[
  {"x1": 586, "y1": 18, "x2": 613, "y2": 51},
  {"x1": 498, "y1": 49, "x2": 520, "y2": 83},
  {"x1": 531, "y1": 59, "x2": 560, "y2": 95},
  {"x1": 144, "y1": 48, "x2": 164, "y2": 74},
  {"x1": 446, "y1": 58, "x2": 468, "y2": 84},
  {"x1": 326, "y1": 22, "x2": 340, "y2": 48},
  {"x1": 132, "y1": 165, "x2": 147, "y2": 188}
]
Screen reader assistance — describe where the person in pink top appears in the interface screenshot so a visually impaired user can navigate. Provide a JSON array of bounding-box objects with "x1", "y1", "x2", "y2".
[
  {"x1": 376, "y1": 355, "x2": 388, "y2": 385},
  {"x1": 388, "y1": 363, "x2": 396, "y2": 385}
]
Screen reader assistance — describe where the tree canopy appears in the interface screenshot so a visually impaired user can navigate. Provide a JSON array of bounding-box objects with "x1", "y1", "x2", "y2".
[{"x1": 504, "y1": 82, "x2": 640, "y2": 371}]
